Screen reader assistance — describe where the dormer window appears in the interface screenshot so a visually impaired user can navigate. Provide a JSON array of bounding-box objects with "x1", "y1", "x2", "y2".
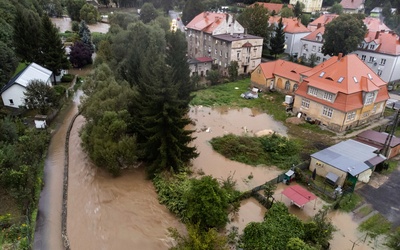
[
  {"x1": 365, "y1": 92, "x2": 375, "y2": 105},
  {"x1": 369, "y1": 44, "x2": 375, "y2": 50},
  {"x1": 323, "y1": 92, "x2": 334, "y2": 102}
]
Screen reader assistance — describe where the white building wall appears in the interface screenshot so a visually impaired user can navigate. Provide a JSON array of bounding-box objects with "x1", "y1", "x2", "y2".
[
  {"x1": 1, "y1": 84, "x2": 27, "y2": 108},
  {"x1": 353, "y1": 50, "x2": 400, "y2": 83},
  {"x1": 213, "y1": 16, "x2": 244, "y2": 35},
  {"x1": 286, "y1": 32, "x2": 311, "y2": 56},
  {"x1": 300, "y1": 40, "x2": 328, "y2": 63}
]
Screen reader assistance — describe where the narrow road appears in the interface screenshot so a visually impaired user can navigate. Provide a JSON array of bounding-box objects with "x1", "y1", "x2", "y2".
[{"x1": 34, "y1": 87, "x2": 80, "y2": 250}]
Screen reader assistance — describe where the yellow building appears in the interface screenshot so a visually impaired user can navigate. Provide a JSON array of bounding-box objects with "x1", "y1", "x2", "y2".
[
  {"x1": 293, "y1": 54, "x2": 389, "y2": 132},
  {"x1": 251, "y1": 60, "x2": 311, "y2": 93},
  {"x1": 290, "y1": 0, "x2": 322, "y2": 13}
]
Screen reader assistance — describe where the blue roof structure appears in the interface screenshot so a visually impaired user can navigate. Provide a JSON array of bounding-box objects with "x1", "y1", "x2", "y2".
[{"x1": 311, "y1": 139, "x2": 386, "y2": 176}]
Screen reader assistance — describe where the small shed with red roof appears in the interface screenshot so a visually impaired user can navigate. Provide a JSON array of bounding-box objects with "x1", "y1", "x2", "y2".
[{"x1": 282, "y1": 184, "x2": 316, "y2": 209}]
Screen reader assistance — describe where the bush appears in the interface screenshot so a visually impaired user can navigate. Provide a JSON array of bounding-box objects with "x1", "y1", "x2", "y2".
[
  {"x1": 71, "y1": 21, "x2": 79, "y2": 32},
  {"x1": 61, "y1": 74, "x2": 74, "y2": 82},
  {"x1": 53, "y1": 85, "x2": 66, "y2": 96}
]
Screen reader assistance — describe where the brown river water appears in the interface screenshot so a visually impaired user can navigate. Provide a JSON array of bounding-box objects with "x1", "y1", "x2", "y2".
[{"x1": 34, "y1": 18, "x2": 385, "y2": 250}]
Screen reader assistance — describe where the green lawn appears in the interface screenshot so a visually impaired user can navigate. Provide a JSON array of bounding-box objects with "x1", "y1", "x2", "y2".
[{"x1": 191, "y1": 79, "x2": 288, "y2": 121}]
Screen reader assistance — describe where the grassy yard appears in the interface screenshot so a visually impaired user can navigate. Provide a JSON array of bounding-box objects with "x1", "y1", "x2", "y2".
[{"x1": 359, "y1": 213, "x2": 392, "y2": 238}]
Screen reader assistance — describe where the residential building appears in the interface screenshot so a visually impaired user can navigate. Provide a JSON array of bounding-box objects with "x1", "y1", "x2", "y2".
[
  {"x1": 340, "y1": 0, "x2": 365, "y2": 13},
  {"x1": 289, "y1": 0, "x2": 322, "y2": 13},
  {"x1": 269, "y1": 16, "x2": 311, "y2": 57},
  {"x1": 353, "y1": 30, "x2": 400, "y2": 83},
  {"x1": 250, "y1": 59, "x2": 311, "y2": 93},
  {"x1": 293, "y1": 54, "x2": 389, "y2": 132},
  {"x1": 188, "y1": 57, "x2": 213, "y2": 77},
  {"x1": 370, "y1": 7, "x2": 397, "y2": 18},
  {"x1": 356, "y1": 130, "x2": 400, "y2": 159},
  {"x1": 307, "y1": 14, "x2": 338, "y2": 31},
  {"x1": 300, "y1": 25, "x2": 328, "y2": 64},
  {"x1": 301, "y1": 15, "x2": 398, "y2": 83},
  {"x1": 251, "y1": 2, "x2": 293, "y2": 14},
  {"x1": 1, "y1": 63, "x2": 53, "y2": 108},
  {"x1": 310, "y1": 139, "x2": 386, "y2": 187},
  {"x1": 186, "y1": 12, "x2": 263, "y2": 75}
]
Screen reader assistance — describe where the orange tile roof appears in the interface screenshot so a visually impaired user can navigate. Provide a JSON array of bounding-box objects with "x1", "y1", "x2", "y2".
[
  {"x1": 363, "y1": 17, "x2": 390, "y2": 32},
  {"x1": 186, "y1": 12, "x2": 228, "y2": 34},
  {"x1": 251, "y1": 2, "x2": 293, "y2": 13},
  {"x1": 308, "y1": 14, "x2": 338, "y2": 29},
  {"x1": 363, "y1": 31, "x2": 400, "y2": 55},
  {"x1": 296, "y1": 54, "x2": 389, "y2": 112},
  {"x1": 302, "y1": 26, "x2": 325, "y2": 42},
  {"x1": 269, "y1": 16, "x2": 310, "y2": 34},
  {"x1": 259, "y1": 59, "x2": 311, "y2": 81},
  {"x1": 340, "y1": 0, "x2": 364, "y2": 9}
]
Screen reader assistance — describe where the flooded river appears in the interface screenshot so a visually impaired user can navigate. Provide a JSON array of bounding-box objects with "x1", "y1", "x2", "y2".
[{"x1": 51, "y1": 17, "x2": 110, "y2": 33}]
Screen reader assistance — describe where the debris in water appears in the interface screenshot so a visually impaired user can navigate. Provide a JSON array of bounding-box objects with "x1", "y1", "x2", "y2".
[{"x1": 206, "y1": 127, "x2": 211, "y2": 133}]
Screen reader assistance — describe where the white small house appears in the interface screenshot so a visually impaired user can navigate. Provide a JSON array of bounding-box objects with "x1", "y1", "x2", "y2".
[{"x1": 1, "y1": 63, "x2": 53, "y2": 108}]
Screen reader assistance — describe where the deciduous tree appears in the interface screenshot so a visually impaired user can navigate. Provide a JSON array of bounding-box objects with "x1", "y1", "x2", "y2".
[
  {"x1": 24, "y1": 80, "x2": 59, "y2": 114},
  {"x1": 182, "y1": 0, "x2": 204, "y2": 25},
  {"x1": 66, "y1": 0, "x2": 86, "y2": 21},
  {"x1": 140, "y1": 2, "x2": 158, "y2": 23},
  {"x1": 185, "y1": 176, "x2": 229, "y2": 230},
  {"x1": 237, "y1": 3, "x2": 270, "y2": 53},
  {"x1": 329, "y1": 2, "x2": 344, "y2": 14},
  {"x1": 0, "y1": 41, "x2": 18, "y2": 88},
  {"x1": 322, "y1": 14, "x2": 367, "y2": 56},
  {"x1": 228, "y1": 61, "x2": 239, "y2": 82},
  {"x1": 80, "y1": 3, "x2": 100, "y2": 24},
  {"x1": 69, "y1": 40, "x2": 93, "y2": 68}
]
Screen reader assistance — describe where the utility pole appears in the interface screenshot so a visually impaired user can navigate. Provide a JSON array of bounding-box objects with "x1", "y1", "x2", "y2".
[{"x1": 382, "y1": 110, "x2": 400, "y2": 157}]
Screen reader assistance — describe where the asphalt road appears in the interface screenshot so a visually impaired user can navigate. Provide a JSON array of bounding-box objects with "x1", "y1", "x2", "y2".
[
  {"x1": 168, "y1": 10, "x2": 185, "y2": 32},
  {"x1": 357, "y1": 166, "x2": 400, "y2": 228}
]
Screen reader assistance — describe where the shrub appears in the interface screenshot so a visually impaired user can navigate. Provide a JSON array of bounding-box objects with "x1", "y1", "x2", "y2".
[
  {"x1": 53, "y1": 85, "x2": 66, "y2": 96},
  {"x1": 61, "y1": 74, "x2": 74, "y2": 82}
]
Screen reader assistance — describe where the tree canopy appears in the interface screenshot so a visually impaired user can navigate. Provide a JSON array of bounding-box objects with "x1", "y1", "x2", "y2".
[
  {"x1": 140, "y1": 2, "x2": 158, "y2": 23},
  {"x1": 237, "y1": 3, "x2": 270, "y2": 53},
  {"x1": 322, "y1": 14, "x2": 367, "y2": 56},
  {"x1": 24, "y1": 80, "x2": 59, "y2": 114},
  {"x1": 270, "y1": 17, "x2": 286, "y2": 58},
  {"x1": 182, "y1": 0, "x2": 204, "y2": 25}
]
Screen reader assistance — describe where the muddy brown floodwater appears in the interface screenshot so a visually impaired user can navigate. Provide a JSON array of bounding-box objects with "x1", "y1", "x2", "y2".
[
  {"x1": 189, "y1": 106, "x2": 287, "y2": 191},
  {"x1": 51, "y1": 17, "x2": 110, "y2": 33}
]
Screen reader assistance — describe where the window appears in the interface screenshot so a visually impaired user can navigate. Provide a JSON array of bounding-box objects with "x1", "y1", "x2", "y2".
[
  {"x1": 301, "y1": 99, "x2": 310, "y2": 109},
  {"x1": 365, "y1": 92, "x2": 375, "y2": 105},
  {"x1": 308, "y1": 87, "x2": 318, "y2": 96},
  {"x1": 362, "y1": 111, "x2": 370, "y2": 118},
  {"x1": 304, "y1": 44, "x2": 308, "y2": 50},
  {"x1": 369, "y1": 44, "x2": 375, "y2": 49},
  {"x1": 225, "y1": 52, "x2": 228, "y2": 58},
  {"x1": 361, "y1": 55, "x2": 366, "y2": 61},
  {"x1": 257, "y1": 68, "x2": 261, "y2": 74},
  {"x1": 9, "y1": 99, "x2": 14, "y2": 105},
  {"x1": 338, "y1": 77, "x2": 344, "y2": 83},
  {"x1": 312, "y1": 45, "x2": 316, "y2": 51},
  {"x1": 322, "y1": 106, "x2": 333, "y2": 118},
  {"x1": 319, "y1": 71, "x2": 325, "y2": 77},
  {"x1": 377, "y1": 69, "x2": 382, "y2": 76},
  {"x1": 346, "y1": 111, "x2": 356, "y2": 121},
  {"x1": 285, "y1": 81, "x2": 290, "y2": 90},
  {"x1": 317, "y1": 56, "x2": 321, "y2": 61},
  {"x1": 293, "y1": 84, "x2": 298, "y2": 91},
  {"x1": 220, "y1": 50, "x2": 222, "y2": 56},
  {"x1": 237, "y1": 51, "x2": 241, "y2": 60},
  {"x1": 369, "y1": 56, "x2": 375, "y2": 63},
  {"x1": 215, "y1": 49, "x2": 217, "y2": 55},
  {"x1": 323, "y1": 92, "x2": 334, "y2": 101},
  {"x1": 380, "y1": 59, "x2": 386, "y2": 65},
  {"x1": 318, "y1": 47, "x2": 321, "y2": 52}
]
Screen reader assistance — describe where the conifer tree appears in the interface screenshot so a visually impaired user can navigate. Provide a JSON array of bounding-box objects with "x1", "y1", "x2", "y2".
[
  {"x1": 13, "y1": 8, "x2": 42, "y2": 63},
  {"x1": 39, "y1": 15, "x2": 70, "y2": 83},
  {"x1": 134, "y1": 46, "x2": 198, "y2": 176},
  {"x1": 270, "y1": 18, "x2": 286, "y2": 59}
]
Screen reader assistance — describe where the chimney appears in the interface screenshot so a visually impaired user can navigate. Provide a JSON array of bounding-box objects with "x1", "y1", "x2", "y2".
[
  {"x1": 338, "y1": 53, "x2": 343, "y2": 60},
  {"x1": 317, "y1": 23, "x2": 322, "y2": 29},
  {"x1": 375, "y1": 31, "x2": 380, "y2": 39}
]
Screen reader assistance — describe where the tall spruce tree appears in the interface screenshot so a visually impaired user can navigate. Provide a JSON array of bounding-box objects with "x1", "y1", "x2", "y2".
[
  {"x1": 13, "y1": 7, "x2": 42, "y2": 63},
  {"x1": 39, "y1": 15, "x2": 70, "y2": 83},
  {"x1": 270, "y1": 18, "x2": 286, "y2": 59},
  {"x1": 134, "y1": 46, "x2": 198, "y2": 176}
]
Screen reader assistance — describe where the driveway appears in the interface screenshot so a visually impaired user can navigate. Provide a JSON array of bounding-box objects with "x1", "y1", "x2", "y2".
[{"x1": 357, "y1": 165, "x2": 400, "y2": 228}]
